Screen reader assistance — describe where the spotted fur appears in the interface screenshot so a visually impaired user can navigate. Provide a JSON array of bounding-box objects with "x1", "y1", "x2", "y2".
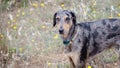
[{"x1": 53, "y1": 10, "x2": 120, "y2": 68}]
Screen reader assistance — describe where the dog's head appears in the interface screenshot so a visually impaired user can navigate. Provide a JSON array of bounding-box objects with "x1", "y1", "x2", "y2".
[{"x1": 53, "y1": 10, "x2": 76, "y2": 39}]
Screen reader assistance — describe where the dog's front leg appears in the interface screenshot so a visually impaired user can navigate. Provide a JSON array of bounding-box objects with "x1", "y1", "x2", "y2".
[
  {"x1": 76, "y1": 47, "x2": 88, "y2": 68},
  {"x1": 68, "y1": 57, "x2": 76, "y2": 68},
  {"x1": 76, "y1": 60, "x2": 87, "y2": 68}
]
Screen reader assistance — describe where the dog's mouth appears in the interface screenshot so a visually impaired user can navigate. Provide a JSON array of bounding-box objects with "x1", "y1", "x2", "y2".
[
  {"x1": 59, "y1": 33, "x2": 68, "y2": 40},
  {"x1": 59, "y1": 31, "x2": 64, "y2": 35},
  {"x1": 58, "y1": 28, "x2": 70, "y2": 40}
]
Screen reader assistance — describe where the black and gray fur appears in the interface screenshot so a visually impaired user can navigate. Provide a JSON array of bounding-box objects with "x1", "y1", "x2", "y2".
[{"x1": 53, "y1": 10, "x2": 120, "y2": 68}]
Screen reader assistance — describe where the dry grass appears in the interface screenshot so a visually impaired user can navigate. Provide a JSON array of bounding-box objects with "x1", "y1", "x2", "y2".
[{"x1": 0, "y1": 0, "x2": 120, "y2": 68}]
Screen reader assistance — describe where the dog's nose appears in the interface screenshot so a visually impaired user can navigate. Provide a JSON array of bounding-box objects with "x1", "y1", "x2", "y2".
[{"x1": 59, "y1": 29, "x2": 64, "y2": 34}]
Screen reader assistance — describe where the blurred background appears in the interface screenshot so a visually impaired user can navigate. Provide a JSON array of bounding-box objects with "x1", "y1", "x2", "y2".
[{"x1": 0, "y1": 0, "x2": 120, "y2": 68}]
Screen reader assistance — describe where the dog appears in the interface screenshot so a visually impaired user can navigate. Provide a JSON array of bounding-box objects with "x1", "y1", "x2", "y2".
[{"x1": 53, "y1": 10, "x2": 120, "y2": 68}]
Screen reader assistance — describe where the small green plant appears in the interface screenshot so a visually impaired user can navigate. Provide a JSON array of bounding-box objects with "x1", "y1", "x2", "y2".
[{"x1": 103, "y1": 49, "x2": 118, "y2": 63}]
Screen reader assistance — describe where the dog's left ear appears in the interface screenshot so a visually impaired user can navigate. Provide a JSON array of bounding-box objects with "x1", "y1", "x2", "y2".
[
  {"x1": 70, "y1": 11, "x2": 76, "y2": 25},
  {"x1": 53, "y1": 13, "x2": 57, "y2": 27}
]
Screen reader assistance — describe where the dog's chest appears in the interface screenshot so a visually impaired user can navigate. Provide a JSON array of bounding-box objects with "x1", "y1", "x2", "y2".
[
  {"x1": 64, "y1": 43, "x2": 81, "y2": 65},
  {"x1": 64, "y1": 38, "x2": 82, "y2": 53}
]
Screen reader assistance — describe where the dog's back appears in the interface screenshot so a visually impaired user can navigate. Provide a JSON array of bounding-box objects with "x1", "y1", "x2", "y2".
[{"x1": 77, "y1": 18, "x2": 120, "y2": 57}]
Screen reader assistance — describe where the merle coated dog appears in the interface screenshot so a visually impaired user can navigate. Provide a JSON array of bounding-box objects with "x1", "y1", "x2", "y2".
[{"x1": 53, "y1": 10, "x2": 120, "y2": 68}]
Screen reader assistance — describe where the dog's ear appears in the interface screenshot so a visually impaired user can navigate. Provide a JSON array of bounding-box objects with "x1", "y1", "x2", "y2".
[
  {"x1": 53, "y1": 13, "x2": 57, "y2": 27},
  {"x1": 70, "y1": 11, "x2": 76, "y2": 25}
]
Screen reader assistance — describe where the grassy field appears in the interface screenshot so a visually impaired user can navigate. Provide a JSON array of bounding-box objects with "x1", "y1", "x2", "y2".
[{"x1": 0, "y1": 0, "x2": 120, "y2": 68}]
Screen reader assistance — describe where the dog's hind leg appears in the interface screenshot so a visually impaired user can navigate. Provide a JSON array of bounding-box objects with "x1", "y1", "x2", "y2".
[
  {"x1": 118, "y1": 45, "x2": 120, "y2": 61},
  {"x1": 116, "y1": 40, "x2": 120, "y2": 60},
  {"x1": 117, "y1": 45, "x2": 120, "y2": 68}
]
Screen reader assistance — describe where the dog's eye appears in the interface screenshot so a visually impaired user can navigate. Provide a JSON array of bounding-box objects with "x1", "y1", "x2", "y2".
[
  {"x1": 56, "y1": 18, "x2": 60, "y2": 21},
  {"x1": 66, "y1": 17, "x2": 70, "y2": 21}
]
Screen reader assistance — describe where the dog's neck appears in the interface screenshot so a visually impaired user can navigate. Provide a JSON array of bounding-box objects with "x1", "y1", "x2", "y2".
[{"x1": 63, "y1": 25, "x2": 79, "y2": 46}]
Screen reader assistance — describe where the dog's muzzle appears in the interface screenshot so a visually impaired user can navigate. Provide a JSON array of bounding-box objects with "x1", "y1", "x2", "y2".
[{"x1": 59, "y1": 29, "x2": 64, "y2": 34}]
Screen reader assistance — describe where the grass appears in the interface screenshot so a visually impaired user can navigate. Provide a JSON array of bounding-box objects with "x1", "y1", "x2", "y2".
[{"x1": 0, "y1": 0, "x2": 120, "y2": 68}]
